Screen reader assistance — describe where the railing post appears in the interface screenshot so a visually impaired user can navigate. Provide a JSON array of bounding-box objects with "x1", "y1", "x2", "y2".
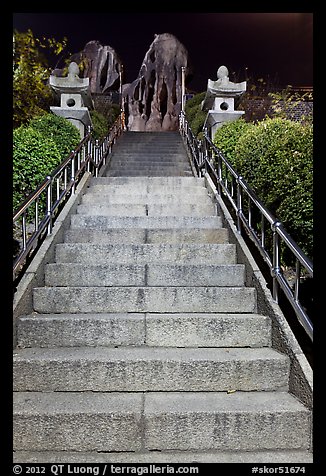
[
  {"x1": 217, "y1": 152, "x2": 222, "y2": 197},
  {"x1": 46, "y1": 176, "x2": 52, "y2": 234},
  {"x1": 181, "y1": 66, "x2": 186, "y2": 112},
  {"x1": 271, "y1": 220, "x2": 282, "y2": 303},
  {"x1": 95, "y1": 139, "x2": 99, "y2": 177},
  {"x1": 236, "y1": 176, "x2": 243, "y2": 234},
  {"x1": 202, "y1": 128, "x2": 209, "y2": 177},
  {"x1": 71, "y1": 154, "x2": 75, "y2": 194},
  {"x1": 22, "y1": 213, "x2": 27, "y2": 250}
]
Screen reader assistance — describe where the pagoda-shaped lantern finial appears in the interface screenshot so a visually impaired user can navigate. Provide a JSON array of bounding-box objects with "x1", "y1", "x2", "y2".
[
  {"x1": 201, "y1": 65, "x2": 247, "y2": 139},
  {"x1": 49, "y1": 62, "x2": 93, "y2": 139}
]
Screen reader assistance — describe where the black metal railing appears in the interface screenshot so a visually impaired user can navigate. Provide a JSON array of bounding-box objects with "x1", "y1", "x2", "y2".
[
  {"x1": 13, "y1": 115, "x2": 123, "y2": 283},
  {"x1": 179, "y1": 111, "x2": 313, "y2": 341}
]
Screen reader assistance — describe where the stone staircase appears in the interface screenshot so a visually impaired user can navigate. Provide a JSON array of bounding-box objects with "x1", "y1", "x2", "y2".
[{"x1": 13, "y1": 131, "x2": 312, "y2": 463}]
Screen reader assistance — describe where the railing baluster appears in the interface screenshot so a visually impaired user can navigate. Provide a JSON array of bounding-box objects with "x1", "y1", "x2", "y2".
[
  {"x1": 13, "y1": 117, "x2": 123, "y2": 283},
  {"x1": 261, "y1": 214, "x2": 265, "y2": 249},
  {"x1": 22, "y1": 213, "x2": 27, "y2": 250},
  {"x1": 178, "y1": 112, "x2": 313, "y2": 341},
  {"x1": 56, "y1": 176, "x2": 60, "y2": 202},
  {"x1": 71, "y1": 155, "x2": 75, "y2": 194},
  {"x1": 35, "y1": 198, "x2": 39, "y2": 232},
  {"x1": 236, "y1": 177, "x2": 243, "y2": 234},
  {"x1": 294, "y1": 259, "x2": 300, "y2": 302},
  {"x1": 46, "y1": 177, "x2": 52, "y2": 234}
]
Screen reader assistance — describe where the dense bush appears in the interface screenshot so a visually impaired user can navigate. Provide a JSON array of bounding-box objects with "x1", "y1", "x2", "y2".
[
  {"x1": 90, "y1": 106, "x2": 121, "y2": 140},
  {"x1": 13, "y1": 126, "x2": 62, "y2": 211},
  {"x1": 213, "y1": 118, "x2": 254, "y2": 165},
  {"x1": 184, "y1": 92, "x2": 207, "y2": 138},
  {"x1": 90, "y1": 110, "x2": 109, "y2": 140},
  {"x1": 214, "y1": 117, "x2": 313, "y2": 260},
  {"x1": 106, "y1": 103, "x2": 121, "y2": 128},
  {"x1": 29, "y1": 113, "x2": 80, "y2": 158}
]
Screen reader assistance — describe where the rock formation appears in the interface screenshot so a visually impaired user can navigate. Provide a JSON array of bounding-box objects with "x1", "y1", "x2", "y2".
[
  {"x1": 52, "y1": 40, "x2": 123, "y2": 95},
  {"x1": 123, "y1": 33, "x2": 192, "y2": 131}
]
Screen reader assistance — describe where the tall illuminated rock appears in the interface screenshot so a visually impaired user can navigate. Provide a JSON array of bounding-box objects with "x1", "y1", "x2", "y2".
[{"x1": 123, "y1": 33, "x2": 191, "y2": 132}]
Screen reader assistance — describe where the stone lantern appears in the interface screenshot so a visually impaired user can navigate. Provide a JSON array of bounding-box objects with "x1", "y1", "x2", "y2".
[
  {"x1": 49, "y1": 62, "x2": 93, "y2": 139},
  {"x1": 201, "y1": 65, "x2": 246, "y2": 139}
]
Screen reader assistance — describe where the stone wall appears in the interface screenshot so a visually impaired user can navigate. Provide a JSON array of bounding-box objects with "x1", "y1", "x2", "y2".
[{"x1": 241, "y1": 97, "x2": 313, "y2": 122}]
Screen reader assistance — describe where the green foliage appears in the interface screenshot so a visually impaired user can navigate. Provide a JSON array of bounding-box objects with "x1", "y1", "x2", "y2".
[
  {"x1": 29, "y1": 113, "x2": 80, "y2": 158},
  {"x1": 13, "y1": 126, "x2": 62, "y2": 211},
  {"x1": 106, "y1": 103, "x2": 121, "y2": 129},
  {"x1": 184, "y1": 92, "x2": 207, "y2": 138},
  {"x1": 90, "y1": 105, "x2": 121, "y2": 140},
  {"x1": 213, "y1": 118, "x2": 254, "y2": 165},
  {"x1": 218, "y1": 117, "x2": 313, "y2": 260},
  {"x1": 90, "y1": 110, "x2": 109, "y2": 140},
  {"x1": 13, "y1": 29, "x2": 67, "y2": 128}
]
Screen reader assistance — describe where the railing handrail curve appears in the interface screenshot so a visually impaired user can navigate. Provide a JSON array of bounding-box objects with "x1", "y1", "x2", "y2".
[
  {"x1": 179, "y1": 111, "x2": 313, "y2": 341},
  {"x1": 13, "y1": 115, "x2": 123, "y2": 283}
]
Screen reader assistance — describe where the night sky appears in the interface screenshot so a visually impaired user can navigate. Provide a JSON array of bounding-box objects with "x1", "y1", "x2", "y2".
[{"x1": 13, "y1": 12, "x2": 313, "y2": 92}]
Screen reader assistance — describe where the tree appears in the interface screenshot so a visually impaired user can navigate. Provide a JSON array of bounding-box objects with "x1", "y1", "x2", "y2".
[{"x1": 13, "y1": 29, "x2": 67, "y2": 128}]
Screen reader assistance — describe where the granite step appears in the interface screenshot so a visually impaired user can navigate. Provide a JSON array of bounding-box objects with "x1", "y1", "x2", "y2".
[
  {"x1": 13, "y1": 347, "x2": 290, "y2": 392},
  {"x1": 33, "y1": 286, "x2": 257, "y2": 314},
  {"x1": 13, "y1": 391, "x2": 311, "y2": 452},
  {"x1": 70, "y1": 215, "x2": 223, "y2": 230},
  {"x1": 17, "y1": 313, "x2": 272, "y2": 349},
  {"x1": 63, "y1": 228, "x2": 229, "y2": 244},
  {"x1": 76, "y1": 202, "x2": 216, "y2": 216},
  {"x1": 44, "y1": 263, "x2": 246, "y2": 287},
  {"x1": 54, "y1": 243, "x2": 236, "y2": 265},
  {"x1": 13, "y1": 450, "x2": 314, "y2": 464}
]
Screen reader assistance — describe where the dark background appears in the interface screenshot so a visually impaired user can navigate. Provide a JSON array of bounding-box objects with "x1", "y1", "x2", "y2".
[{"x1": 13, "y1": 12, "x2": 313, "y2": 92}]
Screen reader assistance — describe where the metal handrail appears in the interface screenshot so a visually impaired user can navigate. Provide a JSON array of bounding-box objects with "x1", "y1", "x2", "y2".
[
  {"x1": 179, "y1": 111, "x2": 313, "y2": 341},
  {"x1": 13, "y1": 115, "x2": 123, "y2": 282}
]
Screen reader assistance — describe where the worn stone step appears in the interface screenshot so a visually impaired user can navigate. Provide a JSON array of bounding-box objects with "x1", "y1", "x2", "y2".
[
  {"x1": 108, "y1": 170, "x2": 193, "y2": 177},
  {"x1": 108, "y1": 164, "x2": 191, "y2": 171},
  {"x1": 13, "y1": 347, "x2": 290, "y2": 392},
  {"x1": 33, "y1": 286, "x2": 257, "y2": 314},
  {"x1": 88, "y1": 185, "x2": 205, "y2": 195},
  {"x1": 81, "y1": 192, "x2": 213, "y2": 205},
  {"x1": 107, "y1": 159, "x2": 190, "y2": 166},
  {"x1": 89, "y1": 176, "x2": 205, "y2": 186},
  {"x1": 44, "y1": 263, "x2": 245, "y2": 287},
  {"x1": 13, "y1": 392, "x2": 143, "y2": 452},
  {"x1": 64, "y1": 228, "x2": 229, "y2": 244},
  {"x1": 54, "y1": 243, "x2": 236, "y2": 265},
  {"x1": 109, "y1": 155, "x2": 189, "y2": 162},
  {"x1": 17, "y1": 313, "x2": 271, "y2": 348},
  {"x1": 108, "y1": 162, "x2": 190, "y2": 169},
  {"x1": 13, "y1": 391, "x2": 311, "y2": 452},
  {"x1": 76, "y1": 203, "x2": 216, "y2": 216},
  {"x1": 13, "y1": 450, "x2": 314, "y2": 463},
  {"x1": 70, "y1": 215, "x2": 223, "y2": 230},
  {"x1": 144, "y1": 392, "x2": 311, "y2": 452},
  {"x1": 84, "y1": 188, "x2": 210, "y2": 201},
  {"x1": 112, "y1": 143, "x2": 186, "y2": 149}
]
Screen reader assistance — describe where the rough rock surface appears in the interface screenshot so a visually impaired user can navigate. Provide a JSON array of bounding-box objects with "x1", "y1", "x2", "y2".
[
  {"x1": 53, "y1": 40, "x2": 122, "y2": 94},
  {"x1": 123, "y1": 33, "x2": 192, "y2": 131}
]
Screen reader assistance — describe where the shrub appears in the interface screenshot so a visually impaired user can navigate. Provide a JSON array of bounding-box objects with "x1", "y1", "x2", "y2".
[
  {"x1": 233, "y1": 117, "x2": 313, "y2": 259},
  {"x1": 184, "y1": 92, "x2": 206, "y2": 137},
  {"x1": 29, "y1": 113, "x2": 80, "y2": 158},
  {"x1": 13, "y1": 126, "x2": 62, "y2": 211},
  {"x1": 90, "y1": 110, "x2": 109, "y2": 140},
  {"x1": 213, "y1": 118, "x2": 254, "y2": 167},
  {"x1": 106, "y1": 103, "x2": 121, "y2": 129}
]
